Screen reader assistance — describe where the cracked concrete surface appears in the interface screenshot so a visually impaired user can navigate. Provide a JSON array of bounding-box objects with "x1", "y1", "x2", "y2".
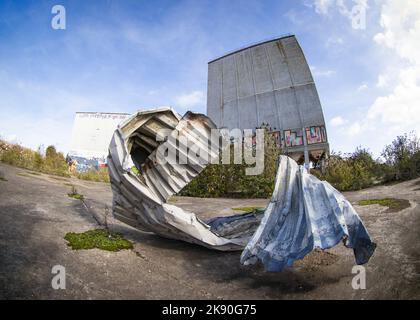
[{"x1": 0, "y1": 162, "x2": 419, "y2": 299}]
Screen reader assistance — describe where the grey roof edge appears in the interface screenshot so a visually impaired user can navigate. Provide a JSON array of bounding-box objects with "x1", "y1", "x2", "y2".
[{"x1": 208, "y1": 33, "x2": 295, "y2": 64}]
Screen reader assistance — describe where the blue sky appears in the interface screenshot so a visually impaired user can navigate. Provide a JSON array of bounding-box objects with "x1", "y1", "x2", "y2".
[{"x1": 0, "y1": 0, "x2": 419, "y2": 157}]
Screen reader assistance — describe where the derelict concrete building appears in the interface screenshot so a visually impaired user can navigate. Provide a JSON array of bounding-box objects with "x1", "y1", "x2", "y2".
[{"x1": 206, "y1": 35, "x2": 329, "y2": 165}]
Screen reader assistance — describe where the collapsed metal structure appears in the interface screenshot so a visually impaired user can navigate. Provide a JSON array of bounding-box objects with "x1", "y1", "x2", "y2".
[{"x1": 107, "y1": 108, "x2": 375, "y2": 271}]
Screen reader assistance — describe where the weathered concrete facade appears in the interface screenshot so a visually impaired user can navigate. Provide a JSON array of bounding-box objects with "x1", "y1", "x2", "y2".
[{"x1": 206, "y1": 35, "x2": 329, "y2": 165}]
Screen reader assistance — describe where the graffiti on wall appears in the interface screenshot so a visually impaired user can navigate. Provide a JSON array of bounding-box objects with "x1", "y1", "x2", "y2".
[
  {"x1": 306, "y1": 126, "x2": 327, "y2": 145},
  {"x1": 272, "y1": 131, "x2": 282, "y2": 148},
  {"x1": 284, "y1": 129, "x2": 304, "y2": 147}
]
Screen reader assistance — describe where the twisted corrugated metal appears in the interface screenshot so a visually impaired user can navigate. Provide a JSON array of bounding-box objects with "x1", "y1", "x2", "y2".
[{"x1": 108, "y1": 108, "x2": 376, "y2": 271}]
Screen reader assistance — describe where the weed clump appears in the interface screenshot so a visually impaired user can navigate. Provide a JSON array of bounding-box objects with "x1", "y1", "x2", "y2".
[
  {"x1": 64, "y1": 229, "x2": 133, "y2": 251},
  {"x1": 67, "y1": 186, "x2": 84, "y2": 200}
]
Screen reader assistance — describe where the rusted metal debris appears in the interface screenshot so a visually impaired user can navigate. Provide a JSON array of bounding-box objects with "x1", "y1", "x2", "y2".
[{"x1": 108, "y1": 108, "x2": 375, "y2": 271}]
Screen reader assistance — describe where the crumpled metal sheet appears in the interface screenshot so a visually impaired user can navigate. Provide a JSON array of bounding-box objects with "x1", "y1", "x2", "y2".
[
  {"x1": 108, "y1": 108, "x2": 376, "y2": 271},
  {"x1": 240, "y1": 156, "x2": 376, "y2": 271},
  {"x1": 107, "y1": 107, "x2": 250, "y2": 251}
]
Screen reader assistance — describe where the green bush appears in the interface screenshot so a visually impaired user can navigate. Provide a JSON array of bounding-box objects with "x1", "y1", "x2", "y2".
[
  {"x1": 179, "y1": 129, "x2": 281, "y2": 198},
  {"x1": 311, "y1": 147, "x2": 379, "y2": 191},
  {"x1": 0, "y1": 139, "x2": 111, "y2": 182},
  {"x1": 381, "y1": 133, "x2": 420, "y2": 182},
  {"x1": 0, "y1": 140, "x2": 68, "y2": 176}
]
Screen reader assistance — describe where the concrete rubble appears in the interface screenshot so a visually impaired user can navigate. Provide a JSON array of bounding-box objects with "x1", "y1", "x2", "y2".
[{"x1": 107, "y1": 108, "x2": 376, "y2": 271}]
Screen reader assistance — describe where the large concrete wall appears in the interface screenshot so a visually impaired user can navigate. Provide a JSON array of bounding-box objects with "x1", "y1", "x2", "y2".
[{"x1": 207, "y1": 35, "x2": 329, "y2": 163}]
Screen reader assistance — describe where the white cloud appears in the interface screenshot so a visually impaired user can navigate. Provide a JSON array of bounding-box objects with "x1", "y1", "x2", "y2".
[
  {"x1": 376, "y1": 74, "x2": 389, "y2": 88},
  {"x1": 367, "y1": 1, "x2": 420, "y2": 134},
  {"x1": 311, "y1": 0, "x2": 369, "y2": 28},
  {"x1": 284, "y1": 9, "x2": 303, "y2": 25},
  {"x1": 347, "y1": 122, "x2": 363, "y2": 135},
  {"x1": 0, "y1": 133, "x2": 18, "y2": 144},
  {"x1": 330, "y1": 116, "x2": 347, "y2": 127},
  {"x1": 339, "y1": 0, "x2": 420, "y2": 155},
  {"x1": 336, "y1": 0, "x2": 368, "y2": 18},
  {"x1": 310, "y1": 66, "x2": 336, "y2": 77},
  {"x1": 357, "y1": 83, "x2": 368, "y2": 91},
  {"x1": 313, "y1": 0, "x2": 335, "y2": 15},
  {"x1": 175, "y1": 90, "x2": 205, "y2": 109},
  {"x1": 326, "y1": 36, "x2": 344, "y2": 47}
]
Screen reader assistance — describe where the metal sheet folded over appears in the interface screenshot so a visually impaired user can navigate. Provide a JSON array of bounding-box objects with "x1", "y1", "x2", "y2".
[
  {"x1": 108, "y1": 108, "x2": 376, "y2": 271},
  {"x1": 240, "y1": 156, "x2": 376, "y2": 271}
]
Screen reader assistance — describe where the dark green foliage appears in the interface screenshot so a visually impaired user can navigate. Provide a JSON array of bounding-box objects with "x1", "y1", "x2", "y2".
[
  {"x1": 179, "y1": 129, "x2": 281, "y2": 198},
  {"x1": 381, "y1": 133, "x2": 420, "y2": 182},
  {"x1": 64, "y1": 229, "x2": 133, "y2": 251},
  {"x1": 311, "y1": 147, "x2": 380, "y2": 191}
]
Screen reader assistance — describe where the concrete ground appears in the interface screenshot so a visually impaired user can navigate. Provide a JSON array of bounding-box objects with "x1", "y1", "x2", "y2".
[{"x1": 0, "y1": 162, "x2": 419, "y2": 299}]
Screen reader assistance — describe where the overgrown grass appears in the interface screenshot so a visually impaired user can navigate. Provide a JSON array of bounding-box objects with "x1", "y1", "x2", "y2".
[
  {"x1": 75, "y1": 168, "x2": 110, "y2": 183},
  {"x1": 358, "y1": 198, "x2": 410, "y2": 212},
  {"x1": 232, "y1": 206, "x2": 264, "y2": 212},
  {"x1": 0, "y1": 140, "x2": 69, "y2": 177},
  {"x1": 64, "y1": 229, "x2": 133, "y2": 251},
  {"x1": 0, "y1": 139, "x2": 110, "y2": 183},
  {"x1": 67, "y1": 186, "x2": 84, "y2": 200}
]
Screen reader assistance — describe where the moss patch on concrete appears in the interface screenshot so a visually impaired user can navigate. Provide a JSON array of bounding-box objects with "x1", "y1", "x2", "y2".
[
  {"x1": 64, "y1": 229, "x2": 133, "y2": 251},
  {"x1": 67, "y1": 186, "x2": 84, "y2": 200},
  {"x1": 358, "y1": 198, "x2": 410, "y2": 213},
  {"x1": 67, "y1": 192, "x2": 84, "y2": 200},
  {"x1": 232, "y1": 206, "x2": 264, "y2": 212}
]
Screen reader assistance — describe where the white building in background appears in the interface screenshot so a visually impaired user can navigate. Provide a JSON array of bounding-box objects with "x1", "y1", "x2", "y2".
[{"x1": 69, "y1": 112, "x2": 131, "y2": 163}]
